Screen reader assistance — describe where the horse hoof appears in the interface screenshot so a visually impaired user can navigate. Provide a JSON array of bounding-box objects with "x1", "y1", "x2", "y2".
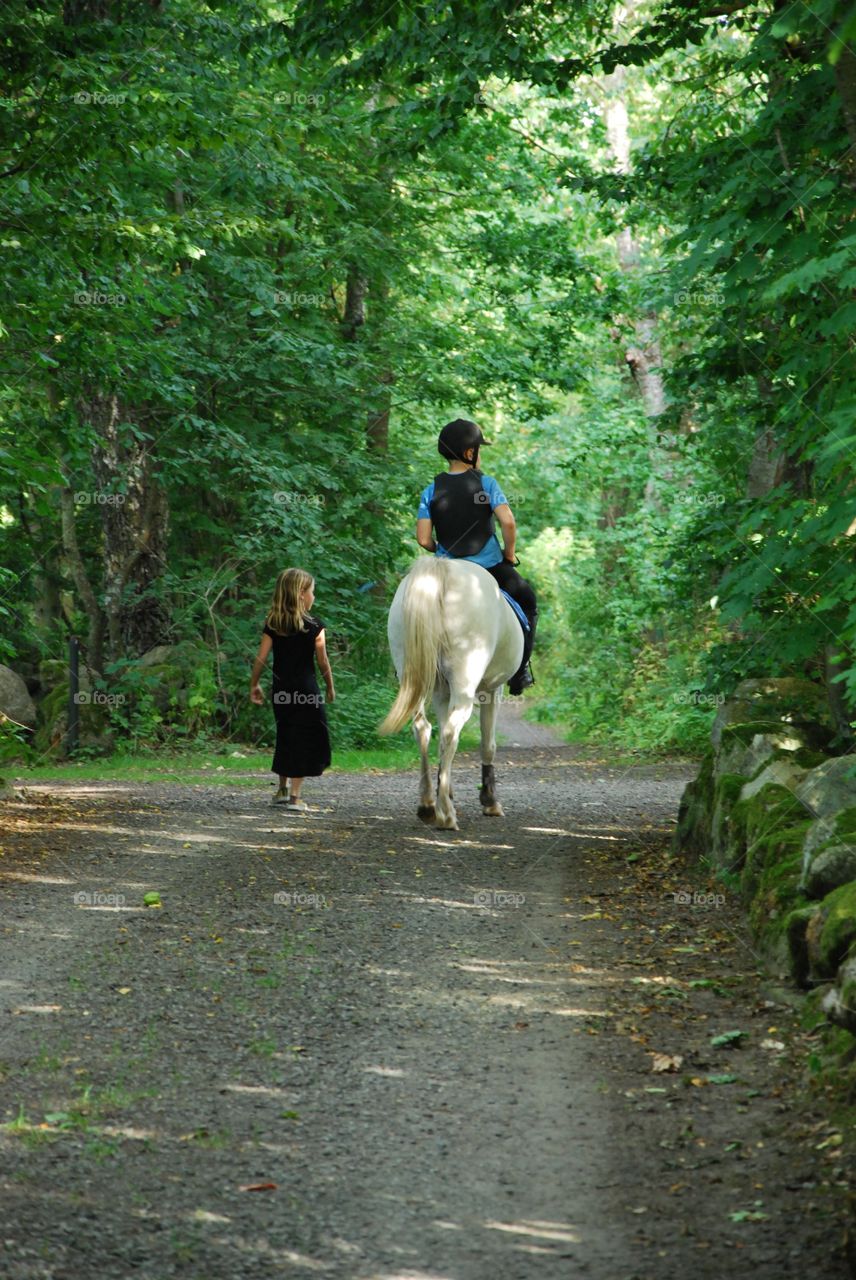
[
  {"x1": 417, "y1": 805, "x2": 436, "y2": 825},
  {"x1": 482, "y1": 803, "x2": 504, "y2": 817}
]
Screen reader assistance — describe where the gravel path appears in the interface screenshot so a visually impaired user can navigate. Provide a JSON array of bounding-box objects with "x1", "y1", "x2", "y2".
[{"x1": 0, "y1": 737, "x2": 851, "y2": 1280}]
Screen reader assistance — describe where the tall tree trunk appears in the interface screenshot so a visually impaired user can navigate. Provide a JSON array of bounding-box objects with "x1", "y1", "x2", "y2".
[
  {"x1": 833, "y1": 40, "x2": 856, "y2": 188},
  {"x1": 82, "y1": 392, "x2": 171, "y2": 660},
  {"x1": 602, "y1": 63, "x2": 671, "y2": 508},
  {"x1": 58, "y1": 482, "x2": 105, "y2": 676}
]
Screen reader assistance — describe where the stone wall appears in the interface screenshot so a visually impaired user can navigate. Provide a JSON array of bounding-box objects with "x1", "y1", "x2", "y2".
[{"x1": 675, "y1": 677, "x2": 856, "y2": 1037}]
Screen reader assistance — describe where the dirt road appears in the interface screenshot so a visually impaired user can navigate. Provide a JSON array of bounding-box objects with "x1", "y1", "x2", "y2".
[{"x1": 0, "y1": 739, "x2": 851, "y2": 1279}]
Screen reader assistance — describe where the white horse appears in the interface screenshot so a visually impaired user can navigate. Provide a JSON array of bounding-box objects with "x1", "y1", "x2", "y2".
[{"x1": 379, "y1": 557, "x2": 524, "y2": 830}]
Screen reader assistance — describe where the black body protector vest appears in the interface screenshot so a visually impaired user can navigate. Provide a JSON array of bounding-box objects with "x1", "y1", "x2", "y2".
[{"x1": 430, "y1": 470, "x2": 496, "y2": 558}]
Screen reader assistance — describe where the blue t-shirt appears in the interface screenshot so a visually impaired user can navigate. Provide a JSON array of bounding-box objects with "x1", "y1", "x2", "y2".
[{"x1": 417, "y1": 472, "x2": 508, "y2": 569}]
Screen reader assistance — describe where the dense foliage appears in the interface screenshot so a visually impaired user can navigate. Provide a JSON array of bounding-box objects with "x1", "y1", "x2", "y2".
[{"x1": 1, "y1": 0, "x2": 854, "y2": 766}]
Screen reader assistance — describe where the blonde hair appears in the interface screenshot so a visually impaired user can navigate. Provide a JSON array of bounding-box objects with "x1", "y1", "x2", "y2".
[{"x1": 266, "y1": 567, "x2": 314, "y2": 635}]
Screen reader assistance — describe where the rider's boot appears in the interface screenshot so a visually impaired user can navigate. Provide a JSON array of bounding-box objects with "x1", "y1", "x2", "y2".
[{"x1": 508, "y1": 609, "x2": 537, "y2": 696}]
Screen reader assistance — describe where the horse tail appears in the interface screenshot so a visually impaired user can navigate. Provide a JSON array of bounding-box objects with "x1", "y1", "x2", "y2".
[{"x1": 379, "y1": 558, "x2": 447, "y2": 735}]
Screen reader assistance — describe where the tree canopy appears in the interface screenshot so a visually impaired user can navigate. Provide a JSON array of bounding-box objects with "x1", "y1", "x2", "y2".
[{"x1": 1, "y1": 0, "x2": 854, "y2": 760}]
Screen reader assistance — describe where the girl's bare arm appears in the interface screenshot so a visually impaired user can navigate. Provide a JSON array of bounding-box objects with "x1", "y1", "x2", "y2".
[
  {"x1": 250, "y1": 633, "x2": 272, "y2": 703},
  {"x1": 315, "y1": 630, "x2": 335, "y2": 702}
]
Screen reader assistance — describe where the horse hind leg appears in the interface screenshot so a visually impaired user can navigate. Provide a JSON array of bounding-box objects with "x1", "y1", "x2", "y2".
[
  {"x1": 413, "y1": 707, "x2": 435, "y2": 825},
  {"x1": 479, "y1": 694, "x2": 504, "y2": 816}
]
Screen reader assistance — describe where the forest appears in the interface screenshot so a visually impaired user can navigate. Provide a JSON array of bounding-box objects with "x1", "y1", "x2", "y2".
[{"x1": 1, "y1": 0, "x2": 854, "y2": 766}]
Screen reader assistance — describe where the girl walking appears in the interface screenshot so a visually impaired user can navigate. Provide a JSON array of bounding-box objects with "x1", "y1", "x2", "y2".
[{"x1": 250, "y1": 567, "x2": 335, "y2": 810}]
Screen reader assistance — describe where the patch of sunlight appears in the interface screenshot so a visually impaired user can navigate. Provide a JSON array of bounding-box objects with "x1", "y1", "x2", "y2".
[
  {"x1": 485, "y1": 1219, "x2": 581, "y2": 1244},
  {"x1": 511, "y1": 1243, "x2": 565, "y2": 1255},
  {"x1": 404, "y1": 835, "x2": 512, "y2": 850},
  {"x1": 363, "y1": 1065, "x2": 407, "y2": 1078},
  {"x1": 76, "y1": 904, "x2": 147, "y2": 913},
  {"x1": 98, "y1": 1124, "x2": 157, "y2": 1140},
  {"x1": 373, "y1": 1273, "x2": 457, "y2": 1280},
  {"x1": 191, "y1": 1209, "x2": 232, "y2": 1224},
  {"x1": 220, "y1": 1083, "x2": 296, "y2": 1098},
  {"x1": 19, "y1": 785, "x2": 135, "y2": 798},
  {"x1": 522, "y1": 827, "x2": 573, "y2": 836},
  {"x1": 486, "y1": 993, "x2": 609, "y2": 1017},
  {"x1": 21, "y1": 821, "x2": 140, "y2": 837},
  {"x1": 12, "y1": 1004, "x2": 63, "y2": 1014},
  {"x1": 383, "y1": 891, "x2": 503, "y2": 911},
  {"x1": 563, "y1": 830, "x2": 622, "y2": 841},
  {"x1": 449, "y1": 967, "x2": 565, "y2": 987},
  {"x1": 212, "y1": 1234, "x2": 329, "y2": 1270},
  {"x1": 432, "y1": 1220, "x2": 462, "y2": 1231},
  {"x1": 365, "y1": 966, "x2": 411, "y2": 977},
  {"x1": 1, "y1": 871, "x2": 75, "y2": 885},
  {"x1": 152, "y1": 830, "x2": 233, "y2": 846}
]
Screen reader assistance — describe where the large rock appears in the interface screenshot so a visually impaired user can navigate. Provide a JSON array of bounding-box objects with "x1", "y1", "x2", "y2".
[
  {"x1": 799, "y1": 804, "x2": 856, "y2": 894},
  {"x1": 804, "y1": 843, "x2": 856, "y2": 898},
  {"x1": 806, "y1": 882, "x2": 856, "y2": 979},
  {"x1": 737, "y1": 757, "x2": 809, "y2": 803},
  {"x1": 673, "y1": 751, "x2": 714, "y2": 858},
  {"x1": 822, "y1": 949, "x2": 856, "y2": 1035},
  {"x1": 0, "y1": 664, "x2": 36, "y2": 727},
  {"x1": 794, "y1": 755, "x2": 856, "y2": 821},
  {"x1": 715, "y1": 724, "x2": 829, "y2": 783},
  {"x1": 711, "y1": 677, "x2": 833, "y2": 750}
]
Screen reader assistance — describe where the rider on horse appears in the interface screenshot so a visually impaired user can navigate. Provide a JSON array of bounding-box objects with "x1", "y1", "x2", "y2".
[{"x1": 416, "y1": 419, "x2": 538, "y2": 696}]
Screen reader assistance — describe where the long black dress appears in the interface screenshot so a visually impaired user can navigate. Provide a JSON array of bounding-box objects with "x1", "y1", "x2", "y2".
[{"x1": 264, "y1": 616, "x2": 331, "y2": 778}]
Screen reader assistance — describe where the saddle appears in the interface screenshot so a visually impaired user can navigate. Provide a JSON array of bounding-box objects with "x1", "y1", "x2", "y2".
[{"x1": 499, "y1": 589, "x2": 530, "y2": 632}]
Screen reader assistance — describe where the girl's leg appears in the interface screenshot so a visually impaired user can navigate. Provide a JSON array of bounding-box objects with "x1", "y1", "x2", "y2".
[
  {"x1": 290, "y1": 777, "x2": 304, "y2": 799},
  {"x1": 279, "y1": 775, "x2": 289, "y2": 790}
]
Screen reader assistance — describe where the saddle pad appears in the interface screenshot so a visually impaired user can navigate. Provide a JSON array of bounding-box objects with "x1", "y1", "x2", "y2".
[{"x1": 500, "y1": 589, "x2": 530, "y2": 632}]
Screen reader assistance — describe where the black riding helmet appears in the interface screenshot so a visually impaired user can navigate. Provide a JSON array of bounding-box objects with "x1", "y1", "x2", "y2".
[{"x1": 437, "y1": 418, "x2": 492, "y2": 466}]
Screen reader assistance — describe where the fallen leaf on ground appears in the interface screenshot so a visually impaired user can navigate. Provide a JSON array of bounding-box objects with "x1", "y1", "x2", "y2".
[{"x1": 650, "y1": 1053, "x2": 684, "y2": 1073}]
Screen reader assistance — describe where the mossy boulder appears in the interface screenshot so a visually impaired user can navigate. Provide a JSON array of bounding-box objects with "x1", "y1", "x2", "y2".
[
  {"x1": 38, "y1": 658, "x2": 95, "y2": 694},
  {"x1": 743, "y1": 823, "x2": 812, "y2": 973},
  {"x1": 806, "y1": 882, "x2": 856, "y2": 979},
  {"x1": 711, "y1": 677, "x2": 834, "y2": 750},
  {"x1": 0, "y1": 664, "x2": 36, "y2": 727},
  {"x1": 710, "y1": 771, "x2": 751, "y2": 868},
  {"x1": 717, "y1": 723, "x2": 831, "y2": 782},
  {"x1": 785, "y1": 905, "x2": 818, "y2": 987},
  {"x1": 794, "y1": 756, "x2": 856, "y2": 822},
  {"x1": 821, "y1": 948, "x2": 856, "y2": 1036},
  {"x1": 33, "y1": 681, "x2": 113, "y2": 755},
  {"x1": 673, "y1": 749, "x2": 714, "y2": 858},
  {"x1": 803, "y1": 843, "x2": 856, "y2": 899},
  {"x1": 723, "y1": 779, "x2": 812, "y2": 877}
]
